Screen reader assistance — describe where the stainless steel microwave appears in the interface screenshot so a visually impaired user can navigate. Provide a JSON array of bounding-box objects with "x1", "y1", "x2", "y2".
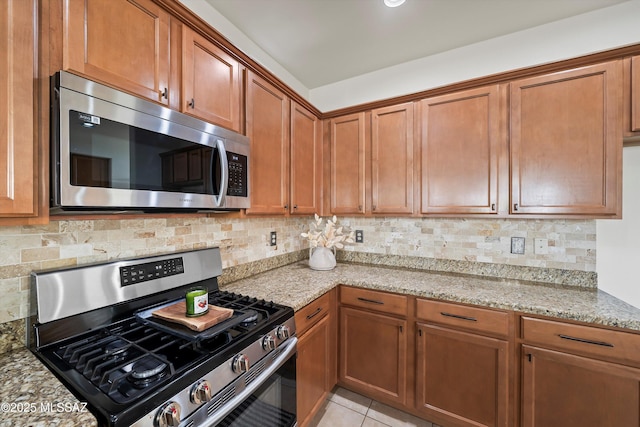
[{"x1": 50, "y1": 71, "x2": 250, "y2": 213}]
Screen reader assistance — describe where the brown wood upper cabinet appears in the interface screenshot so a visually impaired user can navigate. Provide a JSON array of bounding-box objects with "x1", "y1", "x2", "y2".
[
  {"x1": 290, "y1": 101, "x2": 322, "y2": 215},
  {"x1": 245, "y1": 72, "x2": 290, "y2": 215},
  {"x1": 182, "y1": 26, "x2": 241, "y2": 132},
  {"x1": 329, "y1": 103, "x2": 416, "y2": 216},
  {"x1": 371, "y1": 103, "x2": 416, "y2": 214},
  {"x1": 330, "y1": 113, "x2": 367, "y2": 215},
  {"x1": 0, "y1": 0, "x2": 41, "y2": 221},
  {"x1": 632, "y1": 55, "x2": 640, "y2": 133},
  {"x1": 64, "y1": 0, "x2": 171, "y2": 105},
  {"x1": 421, "y1": 86, "x2": 504, "y2": 215},
  {"x1": 245, "y1": 75, "x2": 321, "y2": 216},
  {"x1": 510, "y1": 61, "x2": 623, "y2": 216}
]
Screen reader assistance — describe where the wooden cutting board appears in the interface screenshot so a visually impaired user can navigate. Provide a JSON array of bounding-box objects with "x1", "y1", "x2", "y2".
[{"x1": 151, "y1": 301, "x2": 234, "y2": 332}]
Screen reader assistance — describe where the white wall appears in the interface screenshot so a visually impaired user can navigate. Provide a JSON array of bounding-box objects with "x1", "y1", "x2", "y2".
[
  {"x1": 597, "y1": 146, "x2": 640, "y2": 309},
  {"x1": 310, "y1": 0, "x2": 640, "y2": 111}
]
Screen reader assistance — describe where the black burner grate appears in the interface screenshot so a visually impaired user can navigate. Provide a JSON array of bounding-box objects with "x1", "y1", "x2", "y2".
[{"x1": 54, "y1": 319, "x2": 201, "y2": 404}]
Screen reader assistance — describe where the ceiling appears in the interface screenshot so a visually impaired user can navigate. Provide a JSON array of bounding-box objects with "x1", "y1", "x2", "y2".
[{"x1": 205, "y1": 0, "x2": 628, "y2": 89}]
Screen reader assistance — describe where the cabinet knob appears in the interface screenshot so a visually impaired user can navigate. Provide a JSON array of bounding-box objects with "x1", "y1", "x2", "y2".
[
  {"x1": 513, "y1": 203, "x2": 519, "y2": 211},
  {"x1": 188, "y1": 98, "x2": 195, "y2": 109},
  {"x1": 284, "y1": 204, "x2": 288, "y2": 209},
  {"x1": 160, "y1": 87, "x2": 168, "y2": 99},
  {"x1": 372, "y1": 205, "x2": 377, "y2": 211},
  {"x1": 293, "y1": 205, "x2": 298, "y2": 209},
  {"x1": 358, "y1": 205, "x2": 363, "y2": 212},
  {"x1": 491, "y1": 203, "x2": 496, "y2": 211}
]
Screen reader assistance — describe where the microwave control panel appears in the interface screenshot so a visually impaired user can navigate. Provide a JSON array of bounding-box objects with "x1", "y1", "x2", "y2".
[{"x1": 227, "y1": 152, "x2": 248, "y2": 197}]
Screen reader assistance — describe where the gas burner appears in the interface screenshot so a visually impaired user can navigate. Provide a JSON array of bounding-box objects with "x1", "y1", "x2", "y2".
[
  {"x1": 104, "y1": 338, "x2": 130, "y2": 356},
  {"x1": 240, "y1": 311, "x2": 259, "y2": 324},
  {"x1": 129, "y1": 356, "x2": 168, "y2": 387}
]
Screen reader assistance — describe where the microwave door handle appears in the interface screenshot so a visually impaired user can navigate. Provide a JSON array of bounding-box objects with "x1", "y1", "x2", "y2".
[{"x1": 214, "y1": 139, "x2": 229, "y2": 207}]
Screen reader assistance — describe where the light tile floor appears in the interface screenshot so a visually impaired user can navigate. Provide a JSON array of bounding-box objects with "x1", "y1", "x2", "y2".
[{"x1": 308, "y1": 387, "x2": 442, "y2": 427}]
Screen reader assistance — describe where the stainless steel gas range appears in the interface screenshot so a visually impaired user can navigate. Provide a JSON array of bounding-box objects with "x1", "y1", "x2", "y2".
[{"x1": 27, "y1": 248, "x2": 297, "y2": 427}]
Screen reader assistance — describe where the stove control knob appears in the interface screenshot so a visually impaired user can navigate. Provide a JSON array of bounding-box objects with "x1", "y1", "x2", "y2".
[
  {"x1": 276, "y1": 325, "x2": 291, "y2": 340},
  {"x1": 232, "y1": 354, "x2": 250, "y2": 373},
  {"x1": 262, "y1": 334, "x2": 277, "y2": 351},
  {"x1": 190, "y1": 379, "x2": 212, "y2": 404},
  {"x1": 155, "y1": 401, "x2": 181, "y2": 427}
]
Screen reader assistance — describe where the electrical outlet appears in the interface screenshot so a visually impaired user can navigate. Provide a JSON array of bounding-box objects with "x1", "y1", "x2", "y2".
[
  {"x1": 270, "y1": 231, "x2": 277, "y2": 246},
  {"x1": 355, "y1": 230, "x2": 364, "y2": 243},
  {"x1": 511, "y1": 237, "x2": 525, "y2": 254},
  {"x1": 534, "y1": 238, "x2": 548, "y2": 255}
]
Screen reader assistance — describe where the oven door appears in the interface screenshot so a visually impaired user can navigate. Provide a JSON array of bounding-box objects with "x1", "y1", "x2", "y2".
[{"x1": 205, "y1": 337, "x2": 297, "y2": 427}]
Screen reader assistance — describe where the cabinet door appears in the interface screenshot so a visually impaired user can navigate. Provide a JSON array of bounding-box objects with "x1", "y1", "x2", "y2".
[
  {"x1": 371, "y1": 103, "x2": 415, "y2": 214},
  {"x1": 0, "y1": 0, "x2": 37, "y2": 218},
  {"x1": 522, "y1": 345, "x2": 640, "y2": 427},
  {"x1": 510, "y1": 61, "x2": 623, "y2": 216},
  {"x1": 632, "y1": 56, "x2": 640, "y2": 132},
  {"x1": 416, "y1": 323, "x2": 509, "y2": 427},
  {"x1": 245, "y1": 72, "x2": 289, "y2": 215},
  {"x1": 297, "y1": 314, "x2": 332, "y2": 427},
  {"x1": 339, "y1": 306, "x2": 407, "y2": 405},
  {"x1": 290, "y1": 101, "x2": 322, "y2": 215},
  {"x1": 330, "y1": 113, "x2": 366, "y2": 215},
  {"x1": 182, "y1": 27, "x2": 241, "y2": 132},
  {"x1": 64, "y1": 0, "x2": 170, "y2": 105},
  {"x1": 421, "y1": 86, "x2": 503, "y2": 214}
]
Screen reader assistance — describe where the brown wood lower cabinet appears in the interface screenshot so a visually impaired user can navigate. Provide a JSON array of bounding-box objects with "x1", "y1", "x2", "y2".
[
  {"x1": 521, "y1": 345, "x2": 640, "y2": 427},
  {"x1": 295, "y1": 291, "x2": 336, "y2": 427},
  {"x1": 415, "y1": 323, "x2": 509, "y2": 427},
  {"x1": 298, "y1": 287, "x2": 640, "y2": 427},
  {"x1": 297, "y1": 315, "x2": 332, "y2": 427},
  {"x1": 339, "y1": 305, "x2": 407, "y2": 406}
]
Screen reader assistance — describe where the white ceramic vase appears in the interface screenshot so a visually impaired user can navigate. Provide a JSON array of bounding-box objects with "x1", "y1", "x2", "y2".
[{"x1": 308, "y1": 246, "x2": 337, "y2": 271}]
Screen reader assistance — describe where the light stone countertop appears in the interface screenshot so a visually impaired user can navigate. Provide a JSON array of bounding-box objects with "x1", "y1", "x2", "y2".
[
  {"x1": 0, "y1": 348, "x2": 98, "y2": 427},
  {"x1": 220, "y1": 261, "x2": 640, "y2": 331},
  {"x1": 3, "y1": 260, "x2": 640, "y2": 427}
]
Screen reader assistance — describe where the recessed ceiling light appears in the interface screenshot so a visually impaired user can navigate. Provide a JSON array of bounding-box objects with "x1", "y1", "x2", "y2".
[{"x1": 384, "y1": 0, "x2": 406, "y2": 7}]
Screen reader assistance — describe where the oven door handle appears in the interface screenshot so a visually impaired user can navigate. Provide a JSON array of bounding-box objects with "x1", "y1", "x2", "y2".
[{"x1": 200, "y1": 336, "x2": 298, "y2": 427}]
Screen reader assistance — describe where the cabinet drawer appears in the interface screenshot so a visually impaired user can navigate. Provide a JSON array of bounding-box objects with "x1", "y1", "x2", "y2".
[
  {"x1": 295, "y1": 291, "x2": 333, "y2": 336},
  {"x1": 416, "y1": 299, "x2": 510, "y2": 337},
  {"x1": 340, "y1": 287, "x2": 407, "y2": 317},
  {"x1": 522, "y1": 317, "x2": 640, "y2": 366}
]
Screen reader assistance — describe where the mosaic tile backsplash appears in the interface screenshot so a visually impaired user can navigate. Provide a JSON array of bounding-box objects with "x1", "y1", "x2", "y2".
[{"x1": 0, "y1": 216, "x2": 595, "y2": 324}]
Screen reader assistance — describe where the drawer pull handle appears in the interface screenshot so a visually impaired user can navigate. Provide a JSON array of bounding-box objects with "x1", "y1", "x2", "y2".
[
  {"x1": 306, "y1": 307, "x2": 323, "y2": 320},
  {"x1": 440, "y1": 312, "x2": 477, "y2": 322},
  {"x1": 558, "y1": 334, "x2": 614, "y2": 348},
  {"x1": 357, "y1": 297, "x2": 384, "y2": 305}
]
